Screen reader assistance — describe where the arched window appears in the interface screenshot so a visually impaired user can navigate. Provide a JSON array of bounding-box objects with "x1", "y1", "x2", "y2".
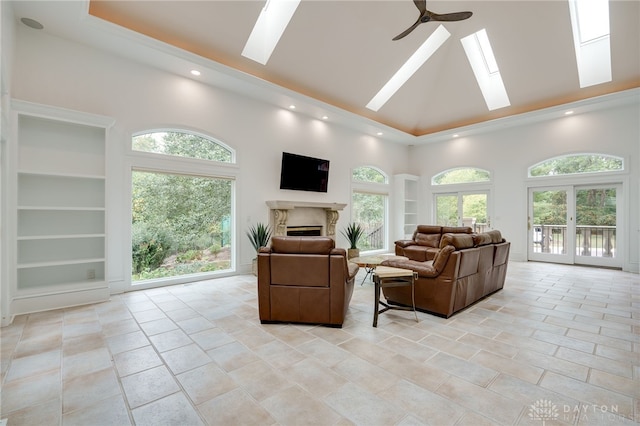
[
  {"x1": 432, "y1": 167, "x2": 490, "y2": 185},
  {"x1": 130, "y1": 130, "x2": 235, "y2": 287},
  {"x1": 352, "y1": 166, "x2": 387, "y2": 183},
  {"x1": 431, "y1": 167, "x2": 492, "y2": 232},
  {"x1": 528, "y1": 154, "x2": 623, "y2": 177},
  {"x1": 132, "y1": 130, "x2": 234, "y2": 163},
  {"x1": 351, "y1": 166, "x2": 389, "y2": 252}
]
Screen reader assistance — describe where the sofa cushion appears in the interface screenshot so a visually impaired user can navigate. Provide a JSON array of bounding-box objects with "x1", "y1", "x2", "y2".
[
  {"x1": 486, "y1": 230, "x2": 503, "y2": 243},
  {"x1": 442, "y1": 226, "x2": 473, "y2": 234},
  {"x1": 415, "y1": 233, "x2": 441, "y2": 247},
  {"x1": 271, "y1": 236, "x2": 334, "y2": 254},
  {"x1": 439, "y1": 233, "x2": 475, "y2": 250},
  {"x1": 472, "y1": 233, "x2": 493, "y2": 247},
  {"x1": 432, "y1": 245, "x2": 455, "y2": 272}
]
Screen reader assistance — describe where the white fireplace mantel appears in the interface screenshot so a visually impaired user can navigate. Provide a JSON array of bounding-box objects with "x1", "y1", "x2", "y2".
[
  {"x1": 266, "y1": 200, "x2": 347, "y2": 211},
  {"x1": 266, "y1": 200, "x2": 347, "y2": 238}
]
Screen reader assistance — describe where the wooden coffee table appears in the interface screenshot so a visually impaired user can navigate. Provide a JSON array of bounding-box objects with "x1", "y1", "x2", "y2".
[
  {"x1": 373, "y1": 266, "x2": 418, "y2": 327},
  {"x1": 350, "y1": 254, "x2": 408, "y2": 285}
]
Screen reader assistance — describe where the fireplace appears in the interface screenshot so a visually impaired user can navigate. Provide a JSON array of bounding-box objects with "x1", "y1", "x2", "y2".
[
  {"x1": 286, "y1": 226, "x2": 323, "y2": 236},
  {"x1": 266, "y1": 200, "x2": 347, "y2": 239}
]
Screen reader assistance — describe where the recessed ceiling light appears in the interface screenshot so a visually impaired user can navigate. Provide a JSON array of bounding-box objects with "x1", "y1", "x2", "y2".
[
  {"x1": 564, "y1": 110, "x2": 574, "y2": 115},
  {"x1": 367, "y1": 25, "x2": 451, "y2": 112},
  {"x1": 20, "y1": 17, "x2": 43, "y2": 30},
  {"x1": 288, "y1": 105, "x2": 296, "y2": 109},
  {"x1": 242, "y1": 0, "x2": 301, "y2": 65},
  {"x1": 190, "y1": 70, "x2": 201, "y2": 76},
  {"x1": 376, "y1": 132, "x2": 383, "y2": 136},
  {"x1": 453, "y1": 134, "x2": 459, "y2": 138},
  {"x1": 321, "y1": 115, "x2": 329, "y2": 120}
]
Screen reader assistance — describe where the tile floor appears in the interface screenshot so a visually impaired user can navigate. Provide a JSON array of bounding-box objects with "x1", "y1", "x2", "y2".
[{"x1": 1, "y1": 261, "x2": 638, "y2": 425}]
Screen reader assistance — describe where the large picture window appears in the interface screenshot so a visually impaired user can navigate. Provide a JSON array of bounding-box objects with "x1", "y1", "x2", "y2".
[
  {"x1": 351, "y1": 166, "x2": 388, "y2": 252},
  {"x1": 130, "y1": 130, "x2": 236, "y2": 287}
]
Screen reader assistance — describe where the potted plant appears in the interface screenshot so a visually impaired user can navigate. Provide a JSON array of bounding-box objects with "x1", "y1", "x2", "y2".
[
  {"x1": 247, "y1": 223, "x2": 272, "y2": 275},
  {"x1": 341, "y1": 222, "x2": 364, "y2": 259}
]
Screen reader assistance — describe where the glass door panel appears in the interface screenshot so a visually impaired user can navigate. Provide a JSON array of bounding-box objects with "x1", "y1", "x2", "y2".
[
  {"x1": 435, "y1": 194, "x2": 458, "y2": 226},
  {"x1": 528, "y1": 187, "x2": 573, "y2": 264},
  {"x1": 462, "y1": 193, "x2": 488, "y2": 232},
  {"x1": 436, "y1": 192, "x2": 489, "y2": 232},
  {"x1": 575, "y1": 185, "x2": 620, "y2": 268}
]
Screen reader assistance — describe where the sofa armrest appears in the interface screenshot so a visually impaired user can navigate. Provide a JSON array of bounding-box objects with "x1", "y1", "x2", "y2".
[{"x1": 395, "y1": 239, "x2": 416, "y2": 248}]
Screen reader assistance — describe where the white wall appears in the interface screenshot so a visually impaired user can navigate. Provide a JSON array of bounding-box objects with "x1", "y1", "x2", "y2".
[
  {"x1": 409, "y1": 101, "x2": 640, "y2": 272},
  {"x1": 10, "y1": 27, "x2": 410, "y2": 290},
  {"x1": 7, "y1": 20, "x2": 639, "y2": 302}
]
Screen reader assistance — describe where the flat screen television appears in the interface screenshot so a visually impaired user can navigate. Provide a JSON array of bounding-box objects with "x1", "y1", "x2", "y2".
[{"x1": 279, "y1": 152, "x2": 330, "y2": 193}]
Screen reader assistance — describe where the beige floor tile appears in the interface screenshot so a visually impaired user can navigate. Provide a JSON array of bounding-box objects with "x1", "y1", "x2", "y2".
[
  {"x1": 261, "y1": 385, "x2": 342, "y2": 426},
  {"x1": 62, "y1": 367, "x2": 121, "y2": 413},
  {"x1": 120, "y1": 365, "x2": 180, "y2": 408},
  {"x1": 177, "y1": 362, "x2": 238, "y2": 405},
  {"x1": 555, "y1": 346, "x2": 634, "y2": 378},
  {"x1": 197, "y1": 388, "x2": 276, "y2": 425},
  {"x1": 540, "y1": 371, "x2": 635, "y2": 419},
  {"x1": 1, "y1": 369, "x2": 61, "y2": 414},
  {"x1": 332, "y1": 356, "x2": 400, "y2": 394},
  {"x1": 161, "y1": 343, "x2": 212, "y2": 375},
  {"x1": 138, "y1": 317, "x2": 178, "y2": 336},
  {"x1": 206, "y1": 341, "x2": 260, "y2": 372},
  {"x1": 63, "y1": 394, "x2": 132, "y2": 426},
  {"x1": 4, "y1": 263, "x2": 638, "y2": 426},
  {"x1": 436, "y1": 375, "x2": 525, "y2": 425},
  {"x1": 470, "y1": 350, "x2": 544, "y2": 384},
  {"x1": 149, "y1": 328, "x2": 193, "y2": 352},
  {"x1": 378, "y1": 379, "x2": 467, "y2": 426},
  {"x1": 4, "y1": 398, "x2": 61, "y2": 426},
  {"x1": 588, "y1": 369, "x2": 640, "y2": 399},
  {"x1": 131, "y1": 392, "x2": 203, "y2": 426},
  {"x1": 106, "y1": 330, "x2": 150, "y2": 355},
  {"x1": 175, "y1": 315, "x2": 214, "y2": 334},
  {"x1": 282, "y1": 358, "x2": 347, "y2": 398},
  {"x1": 5, "y1": 349, "x2": 61, "y2": 382},
  {"x1": 428, "y1": 352, "x2": 498, "y2": 387},
  {"x1": 113, "y1": 345, "x2": 162, "y2": 377},
  {"x1": 297, "y1": 337, "x2": 353, "y2": 367}
]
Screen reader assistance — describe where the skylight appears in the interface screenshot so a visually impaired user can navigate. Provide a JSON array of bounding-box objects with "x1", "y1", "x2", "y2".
[
  {"x1": 366, "y1": 25, "x2": 451, "y2": 112},
  {"x1": 568, "y1": 0, "x2": 611, "y2": 88},
  {"x1": 461, "y1": 29, "x2": 510, "y2": 111},
  {"x1": 242, "y1": 0, "x2": 301, "y2": 65}
]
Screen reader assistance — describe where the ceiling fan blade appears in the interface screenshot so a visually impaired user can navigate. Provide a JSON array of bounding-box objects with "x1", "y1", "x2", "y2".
[
  {"x1": 392, "y1": 17, "x2": 423, "y2": 41},
  {"x1": 429, "y1": 11, "x2": 473, "y2": 22},
  {"x1": 413, "y1": 0, "x2": 426, "y2": 15}
]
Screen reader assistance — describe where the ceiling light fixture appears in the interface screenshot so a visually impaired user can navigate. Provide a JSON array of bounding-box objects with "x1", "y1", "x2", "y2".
[
  {"x1": 242, "y1": 0, "x2": 301, "y2": 65},
  {"x1": 366, "y1": 25, "x2": 451, "y2": 112},
  {"x1": 453, "y1": 134, "x2": 459, "y2": 138},
  {"x1": 288, "y1": 105, "x2": 296, "y2": 109},
  {"x1": 321, "y1": 115, "x2": 329, "y2": 120},
  {"x1": 376, "y1": 132, "x2": 383, "y2": 136},
  {"x1": 461, "y1": 29, "x2": 510, "y2": 111},
  {"x1": 567, "y1": 0, "x2": 611, "y2": 88},
  {"x1": 190, "y1": 70, "x2": 201, "y2": 76},
  {"x1": 564, "y1": 110, "x2": 574, "y2": 115}
]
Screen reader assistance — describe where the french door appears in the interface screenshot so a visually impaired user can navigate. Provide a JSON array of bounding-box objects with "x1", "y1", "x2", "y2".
[
  {"x1": 528, "y1": 184, "x2": 621, "y2": 268},
  {"x1": 435, "y1": 191, "x2": 490, "y2": 232}
]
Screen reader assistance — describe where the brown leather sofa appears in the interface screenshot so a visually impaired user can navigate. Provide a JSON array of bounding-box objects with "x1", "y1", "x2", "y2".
[
  {"x1": 381, "y1": 230, "x2": 510, "y2": 318},
  {"x1": 395, "y1": 225, "x2": 473, "y2": 261},
  {"x1": 257, "y1": 236, "x2": 359, "y2": 327}
]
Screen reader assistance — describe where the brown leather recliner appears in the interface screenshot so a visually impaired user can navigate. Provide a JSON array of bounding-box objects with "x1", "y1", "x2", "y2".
[
  {"x1": 257, "y1": 236, "x2": 359, "y2": 327},
  {"x1": 395, "y1": 225, "x2": 473, "y2": 261}
]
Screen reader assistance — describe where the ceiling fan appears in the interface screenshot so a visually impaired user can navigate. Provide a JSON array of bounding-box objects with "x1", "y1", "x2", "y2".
[{"x1": 393, "y1": 0, "x2": 473, "y2": 40}]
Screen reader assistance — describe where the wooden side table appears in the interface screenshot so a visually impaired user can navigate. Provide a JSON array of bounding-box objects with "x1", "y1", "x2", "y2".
[{"x1": 372, "y1": 266, "x2": 419, "y2": 327}]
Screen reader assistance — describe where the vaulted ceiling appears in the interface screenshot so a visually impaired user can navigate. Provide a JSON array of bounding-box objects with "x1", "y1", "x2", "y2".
[{"x1": 9, "y1": 1, "x2": 640, "y2": 142}]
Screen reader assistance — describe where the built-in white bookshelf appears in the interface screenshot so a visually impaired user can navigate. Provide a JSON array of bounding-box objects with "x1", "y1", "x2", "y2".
[
  {"x1": 10, "y1": 101, "x2": 113, "y2": 316},
  {"x1": 394, "y1": 174, "x2": 419, "y2": 240}
]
